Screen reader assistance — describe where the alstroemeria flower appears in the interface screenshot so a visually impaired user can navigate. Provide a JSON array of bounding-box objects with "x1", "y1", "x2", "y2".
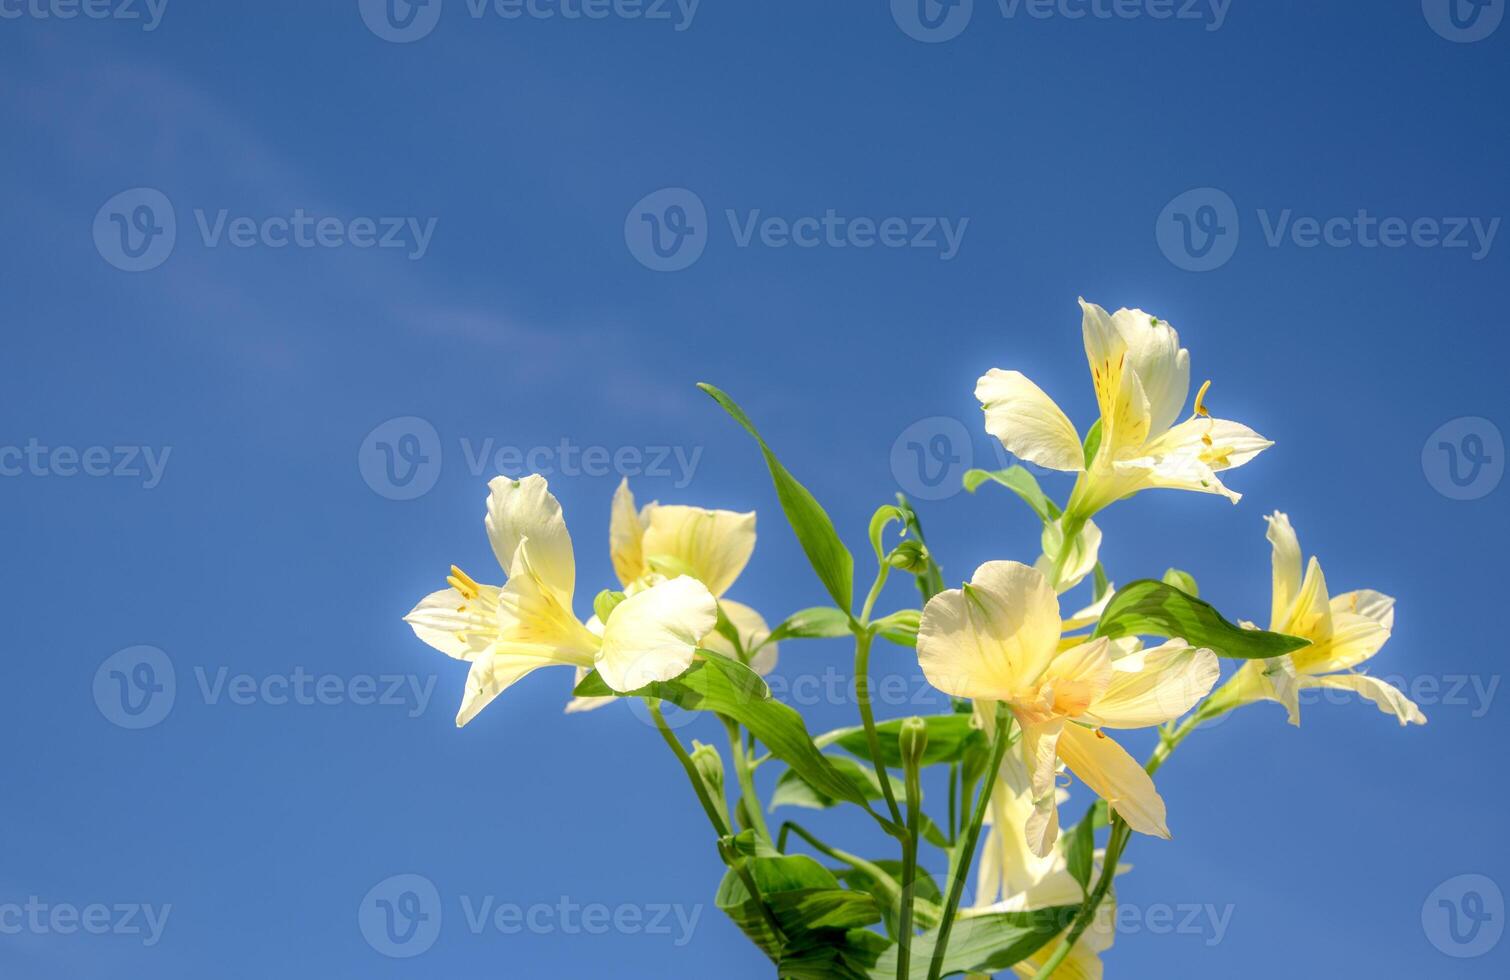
[
  {"x1": 610, "y1": 478, "x2": 776, "y2": 671},
  {"x1": 977, "y1": 299, "x2": 1273, "y2": 520},
  {"x1": 566, "y1": 480, "x2": 776, "y2": 714},
  {"x1": 404, "y1": 474, "x2": 717, "y2": 726},
  {"x1": 970, "y1": 753, "x2": 1118, "y2": 980},
  {"x1": 918, "y1": 560, "x2": 1219, "y2": 857},
  {"x1": 1226, "y1": 512, "x2": 1425, "y2": 727}
]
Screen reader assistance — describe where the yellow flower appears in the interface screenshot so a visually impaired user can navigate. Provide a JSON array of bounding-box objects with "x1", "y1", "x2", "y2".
[
  {"x1": 404, "y1": 474, "x2": 717, "y2": 726},
  {"x1": 917, "y1": 560, "x2": 1219, "y2": 856},
  {"x1": 1226, "y1": 512, "x2": 1425, "y2": 727},
  {"x1": 976, "y1": 299, "x2": 1272, "y2": 520},
  {"x1": 566, "y1": 479, "x2": 776, "y2": 713},
  {"x1": 970, "y1": 753, "x2": 1119, "y2": 979}
]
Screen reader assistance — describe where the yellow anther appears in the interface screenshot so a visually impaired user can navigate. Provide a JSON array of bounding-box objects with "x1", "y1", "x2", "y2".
[
  {"x1": 1193, "y1": 379, "x2": 1212, "y2": 418},
  {"x1": 447, "y1": 565, "x2": 481, "y2": 600}
]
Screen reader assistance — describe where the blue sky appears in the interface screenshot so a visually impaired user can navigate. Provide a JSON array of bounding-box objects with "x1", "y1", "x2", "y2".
[{"x1": 2, "y1": 1, "x2": 1507, "y2": 976}]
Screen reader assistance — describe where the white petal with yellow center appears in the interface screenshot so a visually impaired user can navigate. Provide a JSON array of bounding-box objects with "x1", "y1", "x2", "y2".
[
  {"x1": 595, "y1": 575, "x2": 718, "y2": 692},
  {"x1": 976, "y1": 368, "x2": 1085, "y2": 473},
  {"x1": 917, "y1": 561, "x2": 1064, "y2": 701}
]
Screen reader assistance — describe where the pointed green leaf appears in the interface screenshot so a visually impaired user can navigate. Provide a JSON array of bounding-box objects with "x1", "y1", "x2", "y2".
[
  {"x1": 1093, "y1": 579, "x2": 1309, "y2": 659},
  {"x1": 699, "y1": 383, "x2": 855, "y2": 612},
  {"x1": 1161, "y1": 567, "x2": 1199, "y2": 598},
  {"x1": 962, "y1": 465, "x2": 1060, "y2": 524}
]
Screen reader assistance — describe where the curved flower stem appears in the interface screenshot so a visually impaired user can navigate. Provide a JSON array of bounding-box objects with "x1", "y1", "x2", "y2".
[
  {"x1": 723, "y1": 715, "x2": 771, "y2": 841},
  {"x1": 925, "y1": 706, "x2": 1014, "y2": 980},
  {"x1": 648, "y1": 699, "x2": 731, "y2": 839},
  {"x1": 854, "y1": 629, "x2": 905, "y2": 832}
]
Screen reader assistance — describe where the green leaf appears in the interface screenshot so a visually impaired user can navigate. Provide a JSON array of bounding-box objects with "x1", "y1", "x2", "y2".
[
  {"x1": 717, "y1": 852, "x2": 885, "y2": 977},
  {"x1": 700, "y1": 383, "x2": 855, "y2": 612},
  {"x1": 1081, "y1": 418, "x2": 1104, "y2": 469},
  {"x1": 820, "y1": 714, "x2": 984, "y2": 770},
  {"x1": 1063, "y1": 810, "x2": 1095, "y2": 897},
  {"x1": 1093, "y1": 579, "x2": 1310, "y2": 659},
  {"x1": 575, "y1": 657, "x2": 872, "y2": 807},
  {"x1": 1092, "y1": 562, "x2": 1110, "y2": 601},
  {"x1": 866, "y1": 907, "x2": 1076, "y2": 978},
  {"x1": 873, "y1": 609, "x2": 920, "y2": 648},
  {"x1": 1161, "y1": 567, "x2": 1199, "y2": 598},
  {"x1": 770, "y1": 755, "x2": 905, "y2": 811},
  {"x1": 962, "y1": 466, "x2": 1060, "y2": 523},
  {"x1": 766, "y1": 606, "x2": 853, "y2": 645}
]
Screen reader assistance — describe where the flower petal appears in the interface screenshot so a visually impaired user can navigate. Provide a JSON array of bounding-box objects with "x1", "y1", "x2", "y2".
[
  {"x1": 1087, "y1": 642, "x2": 1219, "y2": 729},
  {"x1": 609, "y1": 478, "x2": 647, "y2": 587},
  {"x1": 918, "y1": 561, "x2": 1063, "y2": 701},
  {"x1": 1020, "y1": 718, "x2": 1065, "y2": 858},
  {"x1": 976, "y1": 368, "x2": 1084, "y2": 473},
  {"x1": 1139, "y1": 417, "x2": 1274, "y2": 502},
  {"x1": 1080, "y1": 299, "x2": 1153, "y2": 460},
  {"x1": 455, "y1": 645, "x2": 561, "y2": 727},
  {"x1": 640, "y1": 505, "x2": 755, "y2": 598},
  {"x1": 1299, "y1": 672, "x2": 1426, "y2": 726},
  {"x1": 702, "y1": 599, "x2": 778, "y2": 676},
  {"x1": 486, "y1": 474, "x2": 576, "y2": 600},
  {"x1": 1042, "y1": 637, "x2": 1113, "y2": 718},
  {"x1": 1055, "y1": 724, "x2": 1170, "y2": 841},
  {"x1": 1332, "y1": 588, "x2": 1395, "y2": 630},
  {"x1": 596, "y1": 576, "x2": 718, "y2": 692},
  {"x1": 1115, "y1": 308, "x2": 1190, "y2": 440},
  {"x1": 404, "y1": 586, "x2": 499, "y2": 660},
  {"x1": 1265, "y1": 512, "x2": 1303, "y2": 629},
  {"x1": 1035, "y1": 517, "x2": 1102, "y2": 594}
]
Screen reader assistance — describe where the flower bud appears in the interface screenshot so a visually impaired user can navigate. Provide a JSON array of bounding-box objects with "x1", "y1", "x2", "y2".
[
  {"x1": 898, "y1": 716, "x2": 929, "y2": 772},
  {"x1": 885, "y1": 539, "x2": 930, "y2": 573},
  {"x1": 593, "y1": 589, "x2": 627, "y2": 624}
]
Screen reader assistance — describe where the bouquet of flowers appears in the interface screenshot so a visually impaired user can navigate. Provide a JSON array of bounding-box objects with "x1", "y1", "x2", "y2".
[{"x1": 403, "y1": 299, "x2": 1424, "y2": 978}]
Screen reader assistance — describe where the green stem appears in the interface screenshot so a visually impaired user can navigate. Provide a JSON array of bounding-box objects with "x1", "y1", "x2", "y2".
[
  {"x1": 854, "y1": 629, "x2": 905, "y2": 831},
  {"x1": 898, "y1": 745, "x2": 924, "y2": 980},
  {"x1": 779, "y1": 821, "x2": 901, "y2": 905},
  {"x1": 1027, "y1": 818, "x2": 1131, "y2": 980},
  {"x1": 925, "y1": 706, "x2": 1013, "y2": 980},
  {"x1": 723, "y1": 715, "x2": 771, "y2": 841},
  {"x1": 648, "y1": 699, "x2": 730, "y2": 839},
  {"x1": 947, "y1": 761, "x2": 958, "y2": 847}
]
